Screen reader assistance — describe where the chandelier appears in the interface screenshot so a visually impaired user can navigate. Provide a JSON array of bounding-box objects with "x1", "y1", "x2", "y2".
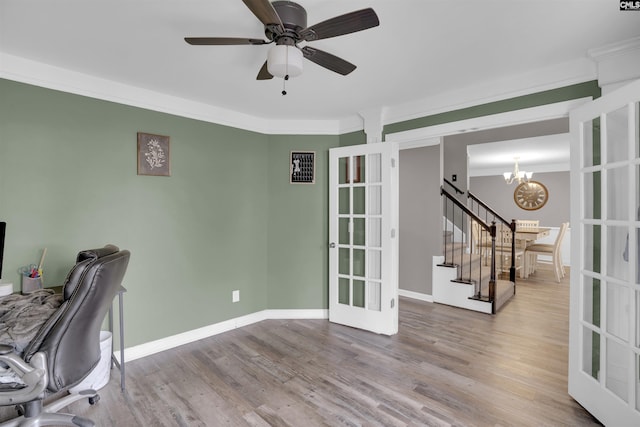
[{"x1": 503, "y1": 157, "x2": 532, "y2": 185}]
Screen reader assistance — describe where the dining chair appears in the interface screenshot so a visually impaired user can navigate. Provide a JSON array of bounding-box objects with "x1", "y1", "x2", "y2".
[
  {"x1": 524, "y1": 222, "x2": 569, "y2": 282},
  {"x1": 494, "y1": 228, "x2": 526, "y2": 278},
  {"x1": 516, "y1": 219, "x2": 540, "y2": 270}
]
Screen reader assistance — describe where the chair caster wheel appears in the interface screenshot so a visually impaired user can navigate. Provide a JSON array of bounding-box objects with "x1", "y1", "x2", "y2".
[{"x1": 88, "y1": 394, "x2": 100, "y2": 405}]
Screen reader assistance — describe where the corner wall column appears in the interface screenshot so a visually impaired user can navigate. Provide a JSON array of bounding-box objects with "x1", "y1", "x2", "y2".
[
  {"x1": 589, "y1": 36, "x2": 640, "y2": 93},
  {"x1": 359, "y1": 107, "x2": 385, "y2": 144}
]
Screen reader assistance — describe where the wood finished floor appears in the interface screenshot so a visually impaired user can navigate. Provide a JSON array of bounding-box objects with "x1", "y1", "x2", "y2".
[{"x1": 25, "y1": 270, "x2": 604, "y2": 426}]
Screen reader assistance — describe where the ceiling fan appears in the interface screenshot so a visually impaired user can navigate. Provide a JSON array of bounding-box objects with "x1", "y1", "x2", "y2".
[{"x1": 184, "y1": 0, "x2": 379, "y2": 82}]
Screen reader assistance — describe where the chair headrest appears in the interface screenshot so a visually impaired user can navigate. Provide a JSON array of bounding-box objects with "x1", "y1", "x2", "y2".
[
  {"x1": 64, "y1": 245, "x2": 120, "y2": 300},
  {"x1": 76, "y1": 244, "x2": 119, "y2": 263}
]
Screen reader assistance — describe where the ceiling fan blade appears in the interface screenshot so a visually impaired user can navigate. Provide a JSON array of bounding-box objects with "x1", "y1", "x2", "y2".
[
  {"x1": 185, "y1": 37, "x2": 268, "y2": 45},
  {"x1": 242, "y1": 0, "x2": 284, "y2": 33},
  {"x1": 301, "y1": 46, "x2": 356, "y2": 76},
  {"x1": 300, "y1": 8, "x2": 379, "y2": 41},
  {"x1": 257, "y1": 61, "x2": 273, "y2": 80}
]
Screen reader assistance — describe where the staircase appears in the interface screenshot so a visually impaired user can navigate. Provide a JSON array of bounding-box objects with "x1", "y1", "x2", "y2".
[{"x1": 433, "y1": 181, "x2": 516, "y2": 314}]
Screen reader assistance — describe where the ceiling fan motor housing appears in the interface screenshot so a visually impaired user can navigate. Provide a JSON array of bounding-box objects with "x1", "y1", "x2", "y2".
[{"x1": 266, "y1": 1, "x2": 307, "y2": 44}]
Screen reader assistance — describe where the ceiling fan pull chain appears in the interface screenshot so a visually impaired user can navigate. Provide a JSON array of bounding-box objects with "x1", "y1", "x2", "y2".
[{"x1": 282, "y1": 75, "x2": 289, "y2": 96}]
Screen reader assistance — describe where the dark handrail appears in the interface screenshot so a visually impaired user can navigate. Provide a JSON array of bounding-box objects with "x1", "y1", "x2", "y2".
[
  {"x1": 467, "y1": 191, "x2": 511, "y2": 227},
  {"x1": 443, "y1": 178, "x2": 465, "y2": 195},
  {"x1": 441, "y1": 187, "x2": 492, "y2": 233}
]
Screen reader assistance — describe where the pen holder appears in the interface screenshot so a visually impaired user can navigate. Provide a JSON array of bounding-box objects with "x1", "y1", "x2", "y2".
[{"x1": 22, "y1": 275, "x2": 43, "y2": 294}]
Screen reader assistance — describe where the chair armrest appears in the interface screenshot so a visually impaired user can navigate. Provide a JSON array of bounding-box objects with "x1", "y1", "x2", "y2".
[{"x1": 0, "y1": 352, "x2": 48, "y2": 404}]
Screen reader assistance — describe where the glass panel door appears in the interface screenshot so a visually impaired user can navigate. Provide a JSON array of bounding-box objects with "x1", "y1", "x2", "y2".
[
  {"x1": 329, "y1": 143, "x2": 398, "y2": 335},
  {"x1": 569, "y1": 79, "x2": 640, "y2": 425}
]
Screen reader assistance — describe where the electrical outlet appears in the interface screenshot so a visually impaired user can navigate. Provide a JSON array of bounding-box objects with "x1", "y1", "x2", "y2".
[{"x1": 232, "y1": 290, "x2": 240, "y2": 303}]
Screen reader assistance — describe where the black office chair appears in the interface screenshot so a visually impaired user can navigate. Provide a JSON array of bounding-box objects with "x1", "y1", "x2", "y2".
[{"x1": 0, "y1": 245, "x2": 130, "y2": 427}]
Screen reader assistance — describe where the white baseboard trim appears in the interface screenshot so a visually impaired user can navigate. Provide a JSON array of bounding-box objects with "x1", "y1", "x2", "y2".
[
  {"x1": 399, "y1": 289, "x2": 434, "y2": 302},
  {"x1": 114, "y1": 309, "x2": 328, "y2": 363}
]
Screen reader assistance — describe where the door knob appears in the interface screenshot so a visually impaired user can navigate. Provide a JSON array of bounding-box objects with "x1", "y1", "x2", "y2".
[{"x1": 329, "y1": 242, "x2": 336, "y2": 248}]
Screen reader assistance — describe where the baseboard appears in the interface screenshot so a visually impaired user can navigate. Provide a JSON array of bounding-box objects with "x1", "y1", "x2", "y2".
[
  {"x1": 115, "y1": 309, "x2": 328, "y2": 363},
  {"x1": 399, "y1": 289, "x2": 434, "y2": 302}
]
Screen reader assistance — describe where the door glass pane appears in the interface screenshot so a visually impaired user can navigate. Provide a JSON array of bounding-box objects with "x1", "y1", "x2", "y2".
[
  {"x1": 583, "y1": 119, "x2": 599, "y2": 167},
  {"x1": 356, "y1": 155, "x2": 365, "y2": 183},
  {"x1": 368, "y1": 153, "x2": 381, "y2": 183},
  {"x1": 635, "y1": 102, "x2": 640, "y2": 159},
  {"x1": 339, "y1": 218, "x2": 350, "y2": 245},
  {"x1": 339, "y1": 248, "x2": 350, "y2": 275},
  {"x1": 369, "y1": 185, "x2": 382, "y2": 215},
  {"x1": 584, "y1": 224, "x2": 601, "y2": 274},
  {"x1": 607, "y1": 282, "x2": 630, "y2": 342},
  {"x1": 606, "y1": 106, "x2": 629, "y2": 164},
  {"x1": 607, "y1": 166, "x2": 629, "y2": 220},
  {"x1": 583, "y1": 277, "x2": 600, "y2": 327},
  {"x1": 368, "y1": 281, "x2": 381, "y2": 311},
  {"x1": 582, "y1": 327, "x2": 600, "y2": 380},
  {"x1": 583, "y1": 171, "x2": 600, "y2": 220},
  {"x1": 636, "y1": 290, "x2": 640, "y2": 348},
  {"x1": 353, "y1": 280, "x2": 365, "y2": 308},
  {"x1": 606, "y1": 338, "x2": 629, "y2": 402},
  {"x1": 339, "y1": 188, "x2": 350, "y2": 214},
  {"x1": 338, "y1": 278, "x2": 349, "y2": 305},
  {"x1": 607, "y1": 225, "x2": 629, "y2": 282},
  {"x1": 636, "y1": 353, "x2": 640, "y2": 411},
  {"x1": 353, "y1": 249, "x2": 365, "y2": 277},
  {"x1": 353, "y1": 187, "x2": 365, "y2": 215},
  {"x1": 369, "y1": 218, "x2": 381, "y2": 248},
  {"x1": 353, "y1": 218, "x2": 365, "y2": 246},
  {"x1": 347, "y1": 156, "x2": 364, "y2": 184},
  {"x1": 339, "y1": 156, "x2": 348, "y2": 184},
  {"x1": 368, "y1": 249, "x2": 381, "y2": 280}
]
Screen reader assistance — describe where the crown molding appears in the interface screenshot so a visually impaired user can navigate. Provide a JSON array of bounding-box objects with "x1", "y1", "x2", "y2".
[
  {"x1": 0, "y1": 52, "x2": 349, "y2": 136},
  {"x1": 2, "y1": 51, "x2": 597, "y2": 137},
  {"x1": 382, "y1": 57, "x2": 597, "y2": 128},
  {"x1": 588, "y1": 35, "x2": 640, "y2": 60}
]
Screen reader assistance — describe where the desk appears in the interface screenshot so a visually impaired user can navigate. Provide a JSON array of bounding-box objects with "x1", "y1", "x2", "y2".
[{"x1": 108, "y1": 285, "x2": 126, "y2": 392}]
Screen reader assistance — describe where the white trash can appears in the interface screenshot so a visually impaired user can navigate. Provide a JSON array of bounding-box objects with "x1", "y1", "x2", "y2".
[{"x1": 70, "y1": 331, "x2": 112, "y2": 393}]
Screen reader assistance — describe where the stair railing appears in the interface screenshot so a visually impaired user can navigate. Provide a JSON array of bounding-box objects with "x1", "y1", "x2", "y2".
[
  {"x1": 467, "y1": 191, "x2": 517, "y2": 283},
  {"x1": 443, "y1": 178, "x2": 465, "y2": 196},
  {"x1": 441, "y1": 186, "x2": 497, "y2": 310}
]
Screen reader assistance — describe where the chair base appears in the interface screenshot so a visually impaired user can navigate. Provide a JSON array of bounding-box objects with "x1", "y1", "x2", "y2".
[{"x1": 0, "y1": 390, "x2": 97, "y2": 427}]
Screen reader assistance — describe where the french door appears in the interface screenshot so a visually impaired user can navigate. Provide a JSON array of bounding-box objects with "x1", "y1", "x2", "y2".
[
  {"x1": 569, "y1": 78, "x2": 640, "y2": 425},
  {"x1": 328, "y1": 143, "x2": 398, "y2": 335}
]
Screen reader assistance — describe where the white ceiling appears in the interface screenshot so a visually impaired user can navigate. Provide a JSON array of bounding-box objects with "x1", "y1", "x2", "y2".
[
  {"x1": 467, "y1": 133, "x2": 570, "y2": 177},
  {"x1": 1, "y1": 1, "x2": 640, "y2": 130}
]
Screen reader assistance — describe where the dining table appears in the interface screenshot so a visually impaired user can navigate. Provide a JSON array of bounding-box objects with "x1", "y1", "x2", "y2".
[
  {"x1": 515, "y1": 226, "x2": 551, "y2": 244},
  {"x1": 515, "y1": 226, "x2": 551, "y2": 278}
]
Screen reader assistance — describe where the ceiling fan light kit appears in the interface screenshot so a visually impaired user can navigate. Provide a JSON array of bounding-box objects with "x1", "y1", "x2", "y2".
[
  {"x1": 184, "y1": 0, "x2": 379, "y2": 90},
  {"x1": 267, "y1": 44, "x2": 303, "y2": 78}
]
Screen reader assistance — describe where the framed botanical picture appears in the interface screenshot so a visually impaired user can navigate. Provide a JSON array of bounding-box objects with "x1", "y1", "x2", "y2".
[
  {"x1": 290, "y1": 151, "x2": 315, "y2": 184},
  {"x1": 137, "y1": 132, "x2": 170, "y2": 176}
]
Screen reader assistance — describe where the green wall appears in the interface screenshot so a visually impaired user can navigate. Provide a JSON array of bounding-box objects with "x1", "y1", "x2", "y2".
[
  {"x1": 266, "y1": 134, "x2": 338, "y2": 309},
  {"x1": 0, "y1": 79, "x2": 338, "y2": 348},
  {"x1": 0, "y1": 76, "x2": 603, "y2": 352}
]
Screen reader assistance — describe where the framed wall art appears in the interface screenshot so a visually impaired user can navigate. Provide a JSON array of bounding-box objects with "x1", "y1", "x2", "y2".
[
  {"x1": 290, "y1": 151, "x2": 315, "y2": 184},
  {"x1": 137, "y1": 132, "x2": 170, "y2": 176}
]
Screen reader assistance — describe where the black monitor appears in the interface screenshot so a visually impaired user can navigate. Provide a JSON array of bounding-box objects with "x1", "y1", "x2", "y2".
[{"x1": 0, "y1": 222, "x2": 5, "y2": 278}]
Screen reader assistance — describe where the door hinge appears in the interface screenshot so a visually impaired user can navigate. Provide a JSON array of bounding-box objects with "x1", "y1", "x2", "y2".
[
  {"x1": 391, "y1": 298, "x2": 395, "y2": 308},
  {"x1": 391, "y1": 228, "x2": 396, "y2": 238},
  {"x1": 391, "y1": 158, "x2": 396, "y2": 168}
]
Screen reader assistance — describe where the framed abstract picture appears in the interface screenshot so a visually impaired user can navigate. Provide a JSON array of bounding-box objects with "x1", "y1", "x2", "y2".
[
  {"x1": 137, "y1": 132, "x2": 170, "y2": 176},
  {"x1": 290, "y1": 151, "x2": 315, "y2": 184}
]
